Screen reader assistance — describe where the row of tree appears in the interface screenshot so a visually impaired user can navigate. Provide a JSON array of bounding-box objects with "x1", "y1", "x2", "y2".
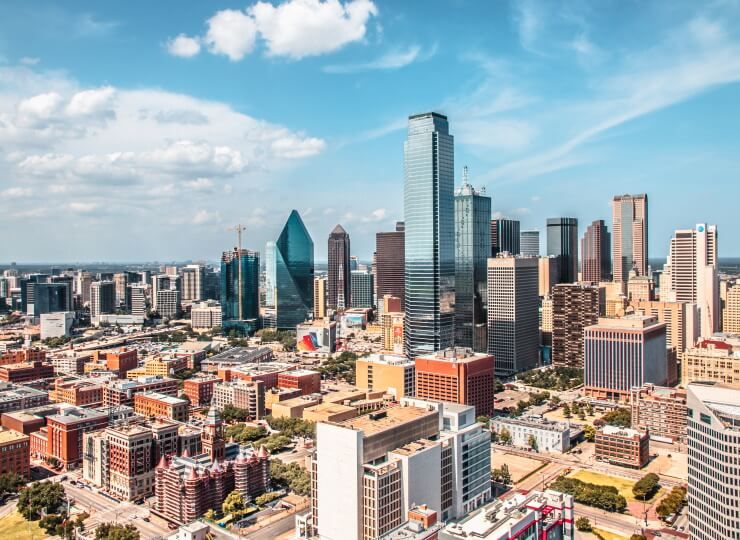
[
  {"x1": 549, "y1": 476, "x2": 627, "y2": 513},
  {"x1": 518, "y1": 367, "x2": 584, "y2": 390},
  {"x1": 656, "y1": 485, "x2": 687, "y2": 519}
]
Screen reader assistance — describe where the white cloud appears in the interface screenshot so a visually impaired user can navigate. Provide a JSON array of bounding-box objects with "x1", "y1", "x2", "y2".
[
  {"x1": 271, "y1": 134, "x2": 326, "y2": 158},
  {"x1": 457, "y1": 119, "x2": 538, "y2": 151},
  {"x1": 167, "y1": 34, "x2": 202, "y2": 58},
  {"x1": 204, "y1": 9, "x2": 258, "y2": 61},
  {"x1": 570, "y1": 33, "x2": 606, "y2": 66},
  {"x1": 68, "y1": 201, "x2": 99, "y2": 214},
  {"x1": 185, "y1": 177, "x2": 215, "y2": 191},
  {"x1": 1, "y1": 187, "x2": 32, "y2": 198},
  {"x1": 323, "y1": 43, "x2": 436, "y2": 73},
  {"x1": 512, "y1": 0, "x2": 545, "y2": 54},
  {"x1": 65, "y1": 86, "x2": 115, "y2": 118},
  {"x1": 192, "y1": 209, "x2": 220, "y2": 225},
  {"x1": 168, "y1": 0, "x2": 377, "y2": 62},
  {"x1": 19, "y1": 57, "x2": 40, "y2": 66}
]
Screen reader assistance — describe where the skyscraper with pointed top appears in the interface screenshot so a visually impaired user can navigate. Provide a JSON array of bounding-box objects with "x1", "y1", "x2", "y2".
[
  {"x1": 275, "y1": 210, "x2": 314, "y2": 329},
  {"x1": 404, "y1": 112, "x2": 455, "y2": 358},
  {"x1": 327, "y1": 224, "x2": 351, "y2": 310}
]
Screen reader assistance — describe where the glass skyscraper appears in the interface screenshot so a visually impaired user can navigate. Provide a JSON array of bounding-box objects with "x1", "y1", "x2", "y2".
[
  {"x1": 454, "y1": 175, "x2": 491, "y2": 351},
  {"x1": 547, "y1": 217, "x2": 579, "y2": 284},
  {"x1": 328, "y1": 224, "x2": 351, "y2": 310},
  {"x1": 220, "y1": 248, "x2": 260, "y2": 334},
  {"x1": 404, "y1": 112, "x2": 455, "y2": 358},
  {"x1": 275, "y1": 210, "x2": 314, "y2": 329},
  {"x1": 264, "y1": 241, "x2": 276, "y2": 307}
]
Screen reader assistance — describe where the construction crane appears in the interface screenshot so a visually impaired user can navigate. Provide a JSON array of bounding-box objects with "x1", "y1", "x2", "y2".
[{"x1": 227, "y1": 224, "x2": 246, "y2": 319}]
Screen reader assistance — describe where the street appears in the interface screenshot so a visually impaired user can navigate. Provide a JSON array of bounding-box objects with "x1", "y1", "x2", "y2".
[{"x1": 245, "y1": 512, "x2": 296, "y2": 540}]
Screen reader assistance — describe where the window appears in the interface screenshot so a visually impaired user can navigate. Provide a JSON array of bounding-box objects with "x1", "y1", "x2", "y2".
[{"x1": 700, "y1": 413, "x2": 712, "y2": 425}]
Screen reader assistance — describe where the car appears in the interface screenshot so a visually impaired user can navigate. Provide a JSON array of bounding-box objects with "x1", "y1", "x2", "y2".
[{"x1": 142, "y1": 517, "x2": 150, "y2": 522}]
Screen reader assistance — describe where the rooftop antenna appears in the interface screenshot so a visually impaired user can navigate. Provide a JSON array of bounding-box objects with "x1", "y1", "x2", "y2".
[
  {"x1": 463, "y1": 165, "x2": 469, "y2": 186},
  {"x1": 227, "y1": 224, "x2": 246, "y2": 321}
]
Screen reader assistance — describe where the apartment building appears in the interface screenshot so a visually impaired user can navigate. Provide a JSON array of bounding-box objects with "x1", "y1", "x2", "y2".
[
  {"x1": 134, "y1": 392, "x2": 189, "y2": 422},
  {"x1": 630, "y1": 384, "x2": 687, "y2": 443},
  {"x1": 356, "y1": 353, "x2": 415, "y2": 399},
  {"x1": 551, "y1": 283, "x2": 603, "y2": 368},
  {"x1": 211, "y1": 380, "x2": 265, "y2": 420},
  {"x1": 594, "y1": 425, "x2": 649, "y2": 469},
  {"x1": 682, "y1": 334, "x2": 740, "y2": 386}
]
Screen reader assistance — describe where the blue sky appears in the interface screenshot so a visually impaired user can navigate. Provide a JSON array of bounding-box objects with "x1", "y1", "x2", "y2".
[{"x1": 1, "y1": 0, "x2": 739, "y2": 262}]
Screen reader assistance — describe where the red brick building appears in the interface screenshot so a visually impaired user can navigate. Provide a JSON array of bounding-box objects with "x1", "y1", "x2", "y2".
[
  {"x1": 0, "y1": 427, "x2": 30, "y2": 479},
  {"x1": 414, "y1": 348, "x2": 495, "y2": 416},
  {"x1": 89, "y1": 348, "x2": 138, "y2": 377},
  {"x1": 103, "y1": 376, "x2": 179, "y2": 407},
  {"x1": 31, "y1": 407, "x2": 109, "y2": 469},
  {"x1": 49, "y1": 378, "x2": 104, "y2": 407},
  {"x1": 595, "y1": 425, "x2": 649, "y2": 469},
  {"x1": 134, "y1": 392, "x2": 189, "y2": 422},
  {"x1": 277, "y1": 369, "x2": 321, "y2": 396},
  {"x1": 183, "y1": 376, "x2": 220, "y2": 407},
  {"x1": 0, "y1": 361, "x2": 55, "y2": 383},
  {"x1": 0, "y1": 348, "x2": 46, "y2": 367}
]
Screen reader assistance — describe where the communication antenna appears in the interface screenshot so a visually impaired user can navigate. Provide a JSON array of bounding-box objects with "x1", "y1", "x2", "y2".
[
  {"x1": 463, "y1": 165, "x2": 469, "y2": 185},
  {"x1": 227, "y1": 224, "x2": 246, "y2": 320}
]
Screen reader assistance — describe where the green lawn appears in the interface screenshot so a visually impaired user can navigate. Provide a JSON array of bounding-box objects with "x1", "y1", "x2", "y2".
[
  {"x1": 568, "y1": 469, "x2": 664, "y2": 503},
  {"x1": 0, "y1": 511, "x2": 45, "y2": 539},
  {"x1": 593, "y1": 527, "x2": 628, "y2": 540}
]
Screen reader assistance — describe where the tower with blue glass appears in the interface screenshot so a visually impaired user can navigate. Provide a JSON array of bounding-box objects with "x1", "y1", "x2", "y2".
[
  {"x1": 404, "y1": 112, "x2": 456, "y2": 358},
  {"x1": 220, "y1": 248, "x2": 260, "y2": 335},
  {"x1": 275, "y1": 210, "x2": 314, "y2": 329}
]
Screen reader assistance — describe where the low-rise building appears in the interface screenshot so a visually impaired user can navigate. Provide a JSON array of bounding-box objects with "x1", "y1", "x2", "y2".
[
  {"x1": 103, "y1": 376, "x2": 179, "y2": 407},
  {"x1": 302, "y1": 402, "x2": 357, "y2": 423},
  {"x1": 31, "y1": 406, "x2": 109, "y2": 469},
  {"x1": 296, "y1": 320, "x2": 337, "y2": 353},
  {"x1": 0, "y1": 347, "x2": 46, "y2": 367},
  {"x1": 49, "y1": 377, "x2": 104, "y2": 407},
  {"x1": 630, "y1": 384, "x2": 687, "y2": 443},
  {"x1": 87, "y1": 348, "x2": 138, "y2": 377},
  {"x1": 0, "y1": 382, "x2": 49, "y2": 413},
  {"x1": 271, "y1": 394, "x2": 322, "y2": 419},
  {"x1": 191, "y1": 300, "x2": 222, "y2": 330},
  {"x1": 264, "y1": 387, "x2": 302, "y2": 412},
  {"x1": 0, "y1": 360, "x2": 55, "y2": 383},
  {"x1": 377, "y1": 506, "x2": 443, "y2": 540},
  {"x1": 682, "y1": 333, "x2": 740, "y2": 386},
  {"x1": 0, "y1": 427, "x2": 30, "y2": 479},
  {"x1": 127, "y1": 356, "x2": 189, "y2": 379},
  {"x1": 48, "y1": 351, "x2": 90, "y2": 374},
  {"x1": 356, "y1": 353, "x2": 415, "y2": 399},
  {"x1": 134, "y1": 392, "x2": 189, "y2": 422},
  {"x1": 439, "y1": 490, "x2": 574, "y2": 540},
  {"x1": 200, "y1": 346, "x2": 273, "y2": 373},
  {"x1": 594, "y1": 425, "x2": 649, "y2": 469},
  {"x1": 277, "y1": 369, "x2": 321, "y2": 396},
  {"x1": 183, "y1": 375, "x2": 220, "y2": 407},
  {"x1": 40, "y1": 312, "x2": 74, "y2": 340},
  {"x1": 211, "y1": 380, "x2": 264, "y2": 420},
  {"x1": 491, "y1": 415, "x2": 570, "y2": 453}
]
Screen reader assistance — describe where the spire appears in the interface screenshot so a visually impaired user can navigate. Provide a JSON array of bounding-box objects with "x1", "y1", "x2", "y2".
[
  {"x1": 187, "y1": 466, "x2": 197, "y2": 481},
  {"x1": 156, "y1": 455, "x2": 168, "y2": 469},
  {"x1": 331, "y1": 224, "x2": 347, "y2": 235},
  {"x1": 182, "y1": 448, "x2": 190, "y2": 458},
  {"x1": 258, "y1": 445, "x2": 269, "y2": 459}
]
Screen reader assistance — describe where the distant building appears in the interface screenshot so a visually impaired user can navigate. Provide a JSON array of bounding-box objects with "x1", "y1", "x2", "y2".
[
  {"x1": 414, "y1": 348, "x2": 495, "y2": 415},
  {"x1": 275, "y1": 210, "x2": 314, "y2": 329},
  {"x1": 490, "y1": 218, "x2": 520, "y2": 256},
  {"x1": 90, "y1": 281, "x2": 116, "y2": 325},
  {"x1": 547, "y1": 217, "x2": 578, "y2": 284},
  {"x1": 581, "y1": 219, "x2": 611, "y2": 283},
  {"x1": 220, "y1": 247, "x2": 259, "y2": 335},
  {"x1": 380, "y1": 311, "x2": 404, "y2": 354},
  {"x1": 723, "y1": 281, "x2": 740, "y2": 333},
  {"x1": 89, "y1": 348, "x2": 138, "y2": 377},
  {"x1": 157, "y1": 289, "x2": 181, "y2": 319},
  {"x1": 351, "y1": 270, "x2": 374, "y2": 309},
  {"x1": 520, "y1": 230, "x2": 540, "y2": 257},
  {"x1": 313, "y1": 277, "x2": 327, "y2": 319},
  {"x1": 375, "y1": 223, "x2": 405, "y2": 308},
  {"x1": 296, "y1": 319, "x2": 336, "y2": 354},
  {"x1": 0, "y1": 360, "x2": 55, "y2": 383},
  {"x1": 0, "y1": 382, "x2": 49, "y2": 413},
  {"x1": 584, "y1": 315, "x2": 673, "y2": 401},
  {"x1": 356, "y1": 353, "x2": 415, "y2": 399},
  {"x1": 134, "y1": 392, "x2": 189, "y2": 422},
  {"x1": 551, "y1": 283, "x2": 602, "y2": 368},
  {"x1": 211, "y1": 381, "x2": 265, "y2": 420},
  {"x1": 181, "y1": 264, "x2": 205, "y2": 303},
  {"x1": 328, "y1": 224, "x2": 351, "y2": 310},
  {"x1": 631, "y1": 299, "x2": 699, "y2": 353},
  {"x1": 612, "y1": 193, "x2": 648, "y2": 283},
  {"x1": 50, "y1": 377, "x2": 104, "y2": 407},
  {"x1": 40, "y1": 311, "x2": 74, "y2": 340},
  {"x1": 682, "y1": 334, "x2": 740, "y2": 386},
  {"x1": 630, "y1": 384, "x2": 687, "y2": 443},
  {"x1": 183, "y1": 375, "x2": 220, "y2": 407},
  {"x1": 439, "y1": 490, "x2": 574, "y2": 540},
  {"x1": 491, "y1": 415, "x2": 570, "y2": 453},
  {"x1": 594, "y1": 425, "x2": 649, "y2": 469},
  {"x1": 538, "y1": 256, "x2": 560, "y2": 297},
  {"x1": 103, "y1": 376, "x2": 179, "y2": 407},
  {"x1": 190, "y1": 300, "x2": 222, "y2": 330}
]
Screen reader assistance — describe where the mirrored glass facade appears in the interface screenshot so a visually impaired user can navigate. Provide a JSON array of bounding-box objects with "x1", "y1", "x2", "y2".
[
  {"x1": 404, "y1": 112, "x2": 455, "y2": 358},
  {"x1": 454, "y1": 182, "x2": 491, "y2": 351},
  {"x1": 220, "y1": 248, "x2": 260, "y2": 323},
  {"x1": 275, "y1": 210, "x2": 314, "y2": 329},
  {"x1": 547, "y1": 217, "x2": 579, "y2": 284}
]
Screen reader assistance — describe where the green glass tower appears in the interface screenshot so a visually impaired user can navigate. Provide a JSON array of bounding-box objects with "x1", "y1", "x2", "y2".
[
  {"x1": 220, "y1": 248, "x2": 259, "y2": 334},
  {"x1": 276, "y1": 210, "x2": 314, "y2": 329}
]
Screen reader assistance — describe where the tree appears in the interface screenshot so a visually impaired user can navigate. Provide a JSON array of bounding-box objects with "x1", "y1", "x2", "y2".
[
  {"x1": 601, "y1": 408, "x2": 631, "y2": 428},
  {"x1": 0, "y1": 472, "x2": 24, "y2": 498},
  {"x1": 46, "y1": 456, "x2": 61, "y2": 468},
  {"x1": 490, "y1": 430, "x2": 499, "y2": 443},
  {"x1": 95, "y1": 523, "x2": 140, "y2": 540},
  {"x1": 527, "y1": 434, "x2": 538, "y2": 452},
  {"x1": 632, "y1": 473, "x2": 660, "y2": 500},
  {"x1": 222, "y1": 490, "x2": 246, "y2": 517},
  {"x1": 562, "y1": 403, "x2": 572, "y2": 418},
  {"x1": 221, "y1": 404, "x2": 251, "y2": 423},
  {"x1": 583, "y1": 424, "x2": 596, "y2": 442},
  {"x1": 549, "y1": 476, "x2": 627, "y2": 513},
  {"x1": 492, "y1": 463, "x2": 512, "y2": 485},
  {"x1": 270, "y1": 460, "x2": 311, "y2": 496},
  {"x1": 586, "y1": 403, "x2": 594, "y2": 416},
  {"x1": 656, "y1": 485, "x2": 687, "y2": 518},
  {"x1": 203, "y1": 509, "x2": 216, "y2": 521},
  {"x1": 498, "y1": 428, "x2": 512, "y2": 445},
  {"x1": 18, "y1": 481, "x2": 66, "y2": 520},
  {"x1": 255, "y1": 491, "x2": 282, "y2": 506},
  {"x1": 575, "y1": 517, "x2": 592, "y2": 531},
  {"x1": 476, "y1": 415, "x2": 490, "y2": 427}
]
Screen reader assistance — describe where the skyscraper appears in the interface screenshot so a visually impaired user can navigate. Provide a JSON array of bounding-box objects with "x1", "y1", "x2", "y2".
[
  {"x1": 612, "y1": 194, "x2": 648, "y2": 282},
  {"x1": 551, "y1": 283, "x2": 602, "y2": 368},
  {"x1": 547, "y1": 218, "x2": 578, "y2": 284},
  {"x1": 454, "y1": 173, "x2": 491, "y2": 351},
  {"x1": 181, "y1": 265, "x2": 204, "y2": 303},
  {"x1": 520, "y1": 230, "x2": 540, "y2": 257},
  {"x1": 275, "y1": 210, "x2": 314, "y2": 330},
  {"x1": 581, "y1": 220, "x2": 611, "y2": 283},
  {"x1": 375, "y1": 222, "x2": 405, "y2": 308},
  {"x1": 666, "y1": 224, "x2": 719, "y2": 337},
  {"x1": 487, "y1": 256, "x2": 539, "y2": 376},
  {"x1": 404, "y1": 112, "x2": 455, "y2": 359},
  {"x1": 327, "y1": 224, "x2": 351, "y2": 310},
  {"x1": 220, "y1": 248, "x2": 260, "y2": 334},
  {"x1": 90, "y1": 281, "x2": 115, "y2": 326},
  {"x1": 491, "y1": 219, "x2": 520, "y2": 256},
  {"x1": 264, "y1": 241, "x2": 277, "y2": 307},
  {"x1": 350, "y1": 270, "x2": 374, "y2": 308},
  {"x1": 313, "y1": 276, "x2": 327, "y2": 319}
]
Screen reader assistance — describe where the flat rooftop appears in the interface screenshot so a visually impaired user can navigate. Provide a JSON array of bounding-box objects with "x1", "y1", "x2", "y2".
[
  {"x1": 48, "y1": 407, "x2": 108, "y2": 425},
  {"x1": 360, "y1": 354, "x2": 413, "y2": 367},
  {"x1": 417, "y1": 347, "x2": 493, "y2": 363},
  {"x1": 0, "y1": 428, "x2": 29, "y2": 444},
  {"x1": 137, "y1": 392, "x2": 187, "y2": 405},
  {"x1": 389, "y1": 438, "x2": 437, "y2": 457},
  {"x1": 334, "y1": 405, "x2": 436, "y2": 436}
]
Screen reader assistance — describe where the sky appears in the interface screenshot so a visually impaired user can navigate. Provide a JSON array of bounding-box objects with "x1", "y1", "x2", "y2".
[{"x1": 1, "y1": 0, "x2": 739, "y2": 263}]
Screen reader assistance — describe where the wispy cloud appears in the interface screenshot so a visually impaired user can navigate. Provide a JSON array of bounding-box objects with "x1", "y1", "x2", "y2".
[
  {"x1": 511, "y1": 0, "x2": 546, "y2": 54},
  {"x1": 323, "y1": 43, "x2": 437, "y2": 73}
]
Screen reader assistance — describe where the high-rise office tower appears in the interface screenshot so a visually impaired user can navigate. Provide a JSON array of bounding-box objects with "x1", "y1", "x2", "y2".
[
  {"x1": 129, "y1": 284, "x2": 147, "y2": 318},
  {"x1": 313, "y1": 276, "x2": 327, "y2": 319},
  {"x1": 327, "y1": 225, "x2": 351, "y2": 310},
  {"x1": 538, "y1": 256, "x2": 560, "y2": 297},
  {"x1": 151, "y1": 274, "x2": 179, "y2": 311},
  {"x1": 520, "y1": 230, "x2": 540, "y2": 257},
  {"x1": 350, "y1": 270, "x2": 374, "y2": 308},
  {"x1": 487, "y1": 256, "x2": 539, "y2": 376},
  {"x1": 275, "y1": 210, "x2": 314, "y2": 330},
  {"x1": 375, "y1": 222, "x2": 405, "y2": 308},
  {"x1": 113, "y1": 273, "x2": 127, "y2": 307},
  {"x1": 612, "y1": 194, "x2": 648, "y2": 282},
  {"x1": 75, "y1": 271, "x2": 93, "y2": 306},
  {"x1": 51, "y1": 275, "x2": 74, "y2": 312},
  {"x1": 687, "y1": 382, "x2": 740, "y2": 540},
  {"x1": 666, "y1": 224, "x2": 719, "y2": 337},
  {"x1": 264, "y1": 241, "x2": 277, "y2": 307},
  {"x1": 404, "y1": 112, "x2": 455, "y2": 359},
  {"x1": 220, "y1": 248, "x2": 260, "y2": 333},
  {"x1": 454, "y1": 173, "x2": 491, "y2": 351},
  {"x1": 27, "y1": 282, "x2": 71, "y2": 317},
  {"x1": 547, "y1": 218, "x2": 579, "y2": 284},
  {"x1": 581, "y1": 220, "x2": 611, "y2": 283},
  {"x1": 181, "y1": 265, "x2": 204, "y2": 303},
  {"x1": 491, "y1": 218, "x2": 520, "y2": 256},
  {"x1": 551, "y1": 283, "x2": 602, "y2": 368},
  {"x1": 90, "y1": 281, "x2": 116, "y2": 325},
  {"x1": 724, "y1": 282, "x2": 740, "y2": 333},
  {"x1": 156, "y1": 289, "x2": 181, "y2": 319}
]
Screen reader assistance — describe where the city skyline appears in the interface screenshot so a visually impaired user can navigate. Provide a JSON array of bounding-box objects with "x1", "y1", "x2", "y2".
[{"x1": 1, "y1": 1, "x2": 740, "y2": 262}]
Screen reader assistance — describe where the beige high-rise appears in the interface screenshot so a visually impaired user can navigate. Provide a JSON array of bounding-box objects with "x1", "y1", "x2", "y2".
[
  {"x1": 612, "y1": 194, "x2": 648, "y2": 282},
  {"x1": 313, "y1": 277, "x2": 327, "y2": 319},
  {"x1": 723, "y1": 282, "x2": 740, "y2": 333},
  {"x1": 630, "y1": 299, "x2": 699, "y2": 353}
]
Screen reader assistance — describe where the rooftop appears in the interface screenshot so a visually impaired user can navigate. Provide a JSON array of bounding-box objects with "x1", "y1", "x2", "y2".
[
  {"x1": 493, "y1": 415, "x2": 570, "y2": 432},
  {"x1": 0, "y1": 427, "x2": 29, "y2": 444},
  {"x1": 600, "y1": 425, "x2": 646, "y2": 438},
  {"x1": 418, "y1": 347, "x2": 493, "y2": 363},
  {"x1": 334, "y1": 404, "x2": 437, "y2": 436},
  {"x1": 48, "y1": 407, "x2": 108, "y2": 425},
  {"x1": 360, "y1": 353, "x2": 414, "y2": 367},
  {"x1": 588, "y1": 315, "x2": 664, "y2": 331},
  {"x1": 137, "y1": 392, "x2": 188, "y2": 405}
]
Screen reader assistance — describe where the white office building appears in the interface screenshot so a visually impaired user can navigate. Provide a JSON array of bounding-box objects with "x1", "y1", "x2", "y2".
[
  {"x1": 492, "y1": 415, "x2": 571, "y2": 453},
  {"x1": 687, "y1": 382, "x2": 740, "y2": 540},
  {"x1": 40, "y1": 311, "x2": 74, "y2": 340},
  {"x1": 191, "y1": 300, "x2": 222, "y2": 330}
]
